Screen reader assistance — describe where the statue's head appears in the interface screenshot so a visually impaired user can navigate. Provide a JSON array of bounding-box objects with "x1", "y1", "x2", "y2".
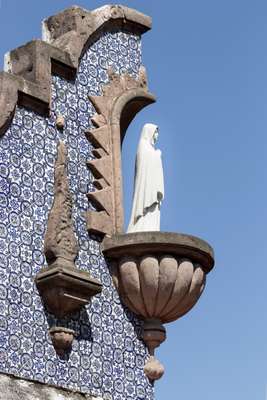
[{"x1": 141, "y1": 123, "x2": 159, "y2": 146}]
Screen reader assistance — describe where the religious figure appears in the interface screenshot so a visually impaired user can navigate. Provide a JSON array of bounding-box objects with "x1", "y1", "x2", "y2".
[{"x1": 127, "y1": 123, "x2": 164, "y2": 233}]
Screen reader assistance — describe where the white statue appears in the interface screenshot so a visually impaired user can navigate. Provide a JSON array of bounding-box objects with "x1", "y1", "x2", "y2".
[{"x1": 127, "y1": 123, "x2": 164, "y2": 233}]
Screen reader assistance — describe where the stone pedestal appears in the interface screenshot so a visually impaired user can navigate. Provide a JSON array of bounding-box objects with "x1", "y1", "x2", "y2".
[{"x1": 35, "y1": 263, "x2": 102, "y2": 318}]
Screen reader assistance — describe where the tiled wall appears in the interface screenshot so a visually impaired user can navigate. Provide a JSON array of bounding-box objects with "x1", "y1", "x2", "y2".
[{"x1": 0, "y1": 31, "x2": 153, "y2": 400}]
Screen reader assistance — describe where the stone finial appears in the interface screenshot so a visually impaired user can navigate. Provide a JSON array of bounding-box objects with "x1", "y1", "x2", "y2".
[
  {"x1": 44, "y1": 141, "x2": 78, "y2": 269},
  {"x1": 49, "y1": 327, "x2": 75, "y2": 357},
  {"x1": 35, "y1": 141, "x2": 102, "y2": 317},
  {"x1": 144, "y1": 356, "x2": 164, "y2": 381}
]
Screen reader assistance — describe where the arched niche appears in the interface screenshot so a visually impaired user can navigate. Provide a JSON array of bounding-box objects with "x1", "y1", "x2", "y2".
[{"x1": 86, "y1": 68, "x2": 156, "y2": 237}]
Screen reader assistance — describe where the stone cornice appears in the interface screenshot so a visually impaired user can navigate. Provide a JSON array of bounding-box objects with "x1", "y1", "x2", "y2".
[{"x1": 0, "y1": 5, "x2": 152, "y2": 136}]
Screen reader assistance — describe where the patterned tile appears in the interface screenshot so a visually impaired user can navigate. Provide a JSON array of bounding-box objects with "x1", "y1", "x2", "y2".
[{"x1": 0, "y1": 31, "x2": 153, "y2": 399}]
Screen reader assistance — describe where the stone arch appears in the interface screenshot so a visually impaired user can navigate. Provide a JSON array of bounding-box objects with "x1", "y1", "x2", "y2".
[{"x1": 86, "y1": 69, "x2": 156, "y2": 237}]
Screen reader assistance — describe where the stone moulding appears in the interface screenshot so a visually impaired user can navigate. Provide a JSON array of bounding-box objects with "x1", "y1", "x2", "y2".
[
  {"x1": 86, "y1": 68, "x2": 156, "y2": 237},
  {"x1": 102, "y1": 231, "x2": 214, "y2": 381},
  {"x1": 35, "y1": 142, "x2": 102, "y2": 318},
  {"x1": 0, "y1": 4, "x2": 152, "y2": 136}
]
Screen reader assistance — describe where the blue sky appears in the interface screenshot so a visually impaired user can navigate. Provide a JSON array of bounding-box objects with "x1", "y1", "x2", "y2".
[{"x1": 1, "y1": 1, "x2": 267, "y2": 399}]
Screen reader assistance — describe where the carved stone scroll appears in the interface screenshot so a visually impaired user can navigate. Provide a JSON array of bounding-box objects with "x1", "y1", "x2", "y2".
[{"x1": 86, "y1": 68, "x2": 156, "y2": 237}]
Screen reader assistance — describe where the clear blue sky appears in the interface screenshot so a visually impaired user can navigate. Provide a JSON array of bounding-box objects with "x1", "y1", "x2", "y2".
[{"x1": 1, "y1": 1, "x2": 267, "y2": 399}]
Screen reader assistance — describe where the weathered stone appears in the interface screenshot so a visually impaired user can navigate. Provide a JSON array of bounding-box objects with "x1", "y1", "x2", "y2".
[
  {"x1": 86, "y1": 211, "x2": 113, "y2": 236},
  {"x1": 102, "y1": 231, "x2": 214, "y2": 380},
  {"x1": 91, "y1": 113, "x2": 106, "y2": 128},
  {"x1": 165, "y1": 265, "x2": 206, "y2": 322},
  {"x1": 35, "y1": 263, "x2": 102, "y2": 317},
  {"x1": 56, "y1": 114, "x2": 65, "y2": 130},
  {"x1": 162, "y1": 259, "x2": 194, "y2": 317},
  {"x1": 154, "y1": 256, "x2": 178, "y2": 315},
  {"x1": 119, "y1": 257, "x2": 144, "y2": 315},
  {"x1": 142, "y1": 319, "x2": 166, "y2": 353},
  {"x1": 49, "y1": 326, "x2": 75, "y2": 356},
  {"x1": 87, "y1": 156, "x2": 113, "y2": 186},
  {"x1": 35, "y1": 142, "x2": 102, "y2": 317},
  {"x1": 142, "y1": 319, "x2": 165, "y2": 380},
  {"x1": 44, "y1": 141, "x2": 78, "y2": 266},
  {"x1": 86, "y1": 70, "x2": 156, "y2": 237},
  {"x1": 93, "y1": 178, "x2": 108, "y2": 190},
  {"x1": 139, "y1": 256, "x2": 159, "y2": 317},
  {"x1": 0, "y1": 372, "x2": 102, "y2": 399},
  {"x1": 85, "y1": 125, "x2": 111, "y2": 154},
  {"x1": 0, "y1": 5, "x2": 152, "y2": 135},
  {"x1": 92, "y1": 148, "x2": 108, "y2": 159},
  {"x1": 0, "y1": 72, "x2": 18, "y2": 136},
  {"x1": 87, "y1": 187, "x2": 113, "y2": 216},
  {"x1": 89, "y1": 95, "x2": 113, "y2": 121},
  {"x1": 102, "y1": 231, "x2": 214, "y2": 272},
  {"x1": 43, "y1": 5, "x2": 151, "y2": 46},
  {"x1": 143, "y1": 356, "x2": 164, "y2": 382},
  {"x1": 102, "y1": 232, "x2": 213, "y2": 323}
]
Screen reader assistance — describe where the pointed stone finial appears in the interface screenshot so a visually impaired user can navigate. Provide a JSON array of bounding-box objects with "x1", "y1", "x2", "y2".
[
  {"x1": 35, "y1": 141, "x2": 102, "y2": 317},
  {"x1": 44, "y1": 141, "x2": 78, "y2": 269}
]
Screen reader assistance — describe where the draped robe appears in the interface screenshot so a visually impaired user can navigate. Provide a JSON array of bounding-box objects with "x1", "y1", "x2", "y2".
[{"x1": 127, "y1": 123, "x2": 164, "y2": 233}]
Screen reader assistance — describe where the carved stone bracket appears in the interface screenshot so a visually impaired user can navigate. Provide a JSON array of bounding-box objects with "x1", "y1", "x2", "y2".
[
  {"x1": 86, "y1": 68, "x2": 156, "y2": 237},
  {"x1": 35, "y1": 141, "x2": 102, "y2": 318},
  {"x1": 102, "y1": 232, "x2": 214, "y2": 381}
]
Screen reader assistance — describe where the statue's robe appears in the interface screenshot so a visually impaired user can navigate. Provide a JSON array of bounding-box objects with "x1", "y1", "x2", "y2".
[{"x1": 127, "y1": 123, "x2": 164, "y2": 233}]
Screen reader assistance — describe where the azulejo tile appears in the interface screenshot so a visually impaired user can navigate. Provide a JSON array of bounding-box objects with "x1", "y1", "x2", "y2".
[{"x1": 0, "y1": 30, "x2": 154, "y2": 399}]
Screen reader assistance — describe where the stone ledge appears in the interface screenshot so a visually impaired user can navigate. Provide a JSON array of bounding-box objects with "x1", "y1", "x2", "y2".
[
  {"x1": 0, "y1": 4, "x2": 152, "y2": 136},
  {"x1": 102, "y1": 231, "x2": 215, "y2": 273},
  {"x1": 0, "y1": 372, "x2": 103, "y2": 400}
]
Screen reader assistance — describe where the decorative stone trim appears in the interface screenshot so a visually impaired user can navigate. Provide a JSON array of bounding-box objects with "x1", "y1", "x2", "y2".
[
  {"x1": 0, "y1": 5, "x2": 152, "y2": 136},
  {"x1": 43, "y1": 5, "x2": 152, "y2": 63},
  {"x1": 86, "y1": 68, "x2": 156, "y2": 237}
]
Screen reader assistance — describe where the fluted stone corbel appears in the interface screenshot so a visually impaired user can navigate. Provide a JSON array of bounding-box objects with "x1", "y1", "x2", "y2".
[
  {"x1": 35, "y1": 141, "x2": 102, "y2": 318},
  {"x1": 102, "y1": 232, "x2": 214, "y2": 381}
]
